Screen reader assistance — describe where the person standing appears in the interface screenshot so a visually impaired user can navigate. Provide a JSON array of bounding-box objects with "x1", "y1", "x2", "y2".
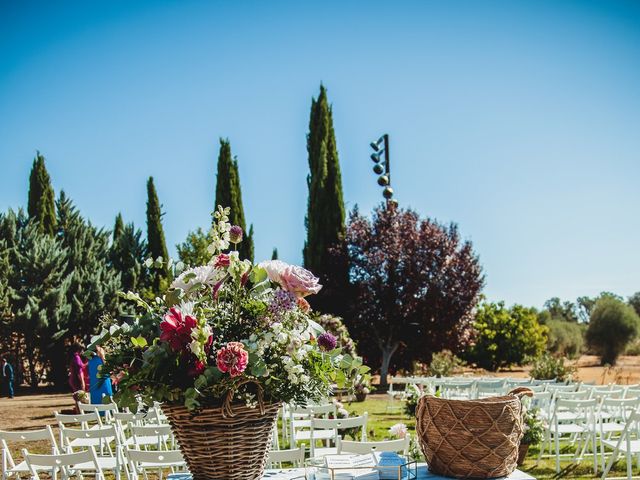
[
  {"x1": 68, "y1": 344, "x2": 89, "y2": 413},
  {"x1": 2, "y1": 356, "x2": 14, "y2": 398},
  {"x1": 88, "y1": 345, "x2": 113, "y2": 405}
]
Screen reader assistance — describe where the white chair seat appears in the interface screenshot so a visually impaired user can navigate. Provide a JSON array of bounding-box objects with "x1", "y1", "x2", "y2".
[
  {"x1": 294, "y1": 430, "x2": 335, "y2": 441},
  {"x1": 5, "y1": 460, "x2": 29, "y2": 473},
  {"x1": 311, "y1": 447, "x2": 338, "y2": 457},
  {"x1": 554, "y1": 424, "x2": 588, "y2": 435},
  {"x1": 600, "y1": 423, "x2": 625, "y2": 433},
  {"x1": 602, "y1": 439, "x2": 640, "y2": 454},
  {"x1": 73, "y1": 456, "x2": 119, "y2": 471},
  {"x1": 555, "y1": 411, "x2": 582, "y2": 421}
]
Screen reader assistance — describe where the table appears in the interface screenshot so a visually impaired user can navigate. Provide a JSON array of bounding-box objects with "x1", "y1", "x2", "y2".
[{"x1": 170, "y1": 464, "x2": 536, "y2": 480}]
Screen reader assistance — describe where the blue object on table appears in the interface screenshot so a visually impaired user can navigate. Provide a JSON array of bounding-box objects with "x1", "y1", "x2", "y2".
[{"x1": 378, "y1": 451, "x2": 408, "y2": 479}]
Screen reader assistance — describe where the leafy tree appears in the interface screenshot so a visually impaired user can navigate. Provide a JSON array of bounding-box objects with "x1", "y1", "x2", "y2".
[
  {"x1": 543, "y1": 297, "x2": 578, "y2": 323},
  {"x1": 146, "y1": 177, "x2": 170, "y2": 291},
  {"x1": 54, "y1": 192, "x2": 121, "y2": 386},
  {"x1": 577, "y1": 292, "x2": 622, "y2": 323},
  {"x1": 271, "y1": 248, "x2": 279, "y2": 260},
  {"x1": 587, "y1": 296, "x2": 640, "y2": 365},
  {"x1": 546, "y1": 319, "x2": 584, "y2": 359},
  {"x1": 176, "y1": 228, "x2": 210, "y2": 266},
  {"x1": 111, "y1": 215, "x2": 147, "y2": 292},
  {"x1": 343, "y1": 203, "x2": 484, "y2": 385},
  {"x1": 214, "y1": 138, "x2": 254, "y2": 262},
  {"x1": 470, "y1": 302, "x2": 548, "y2": 371},
  {"x1": 27, "y1": 152, "x2": 57, "y2": 236},
  {"x1": 303, "y1": 85, "x2": 348, "y2": 315},
  {"x1": 630, "y1": 292, "x2": 640, "y2": 318}
]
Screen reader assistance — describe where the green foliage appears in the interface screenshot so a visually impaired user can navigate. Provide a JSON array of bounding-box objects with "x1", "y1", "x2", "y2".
[
  {"x1": 542, "y1": 297, "x2": 579, "y2": 323},
  {"x1": 27, "y1": 152, "x2": 57, "y2": 236},
  {"x1": 176, "y1": 228, "x2": 210, "y2": 266},
  {"x1": 303, "y1": 85, "x2": 348, "y2": 315},
  {"x1": 314, "y1": 314, "x2": 357, "y2": 357},
  {"x1": 214, "y1": 138, "x2": 254, "y2": 262},
  {"x1": 470, "y1": 302, "x2": 548, "y2": 371},
  {"x1": 546, "y1": 319, "x2": 584, "y2": 359},
  {"x1": 110, "y1": 216, "x2": 147, "y2": 292},
  {"x1": 629, "y1": 292, "x2": 640, "y2": 318},
  {"x1": 429, "y1": 350, "x2": 465, "y2": 377},
  {"x1": 145, "y1": 177, "x2": 170, "y2": 291},
  {"x1": 587, "y1": 296, "x2": 640, "y2": 365},
  {"x1": 522, "y1": 409, "x2": 545, "y2": 445},
  {"x1": 271, "y1": 247, "x2": 278, "y2": 260},
  {"x1": 528, "y1": 353, "x2": 575, "y2": 381}
]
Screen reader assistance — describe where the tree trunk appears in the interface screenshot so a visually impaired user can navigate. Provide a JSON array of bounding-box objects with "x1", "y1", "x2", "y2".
[{"x1": 379, "y1": 342, "x2": 400, "y2": 388}]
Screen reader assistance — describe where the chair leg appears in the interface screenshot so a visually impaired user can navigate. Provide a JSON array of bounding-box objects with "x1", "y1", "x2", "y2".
[{"x1": 555, "y1": 432, "x2": 561, "y2": 473}]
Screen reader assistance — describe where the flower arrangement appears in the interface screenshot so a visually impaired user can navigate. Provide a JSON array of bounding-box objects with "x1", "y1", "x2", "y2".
[
  {"x1": 92, "y1": 206, "x2": 368, "y2": 410},
  {"x1": 521, "y1": 407, "x2": 544, "y2": 445}
]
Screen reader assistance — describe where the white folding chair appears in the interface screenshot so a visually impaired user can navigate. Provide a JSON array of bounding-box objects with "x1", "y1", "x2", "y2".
[
  {"x1": 337, "y1": 436, "x2": 410, "y2": 455},
  {"x1": 60, "y1": 426, "x2": 124, "y2": 480},
  {"x1": 55, "y1": 412, "x2": 103, "y2": 445},
  {"x1": 1, "y1": 427, "x2": 58, "y2": 480},
  {"x1": 441, "y1": 380, "x2": 475, "y2": 400},
  {"x1": 597, "y1": 398, "x2": 640, "y2": 473},
  {"x1": 129, "y1": 425, "x2": 173, "y2": 450},
  {"x1": 288, "y1": 404, "x2": 336, "y2": 449},
  {"x1": 267, "y1": 446, "x2": 305, "y2": 468},
  {"x1": 124, "y1": 448, "x2": 186, "y2": 480},
  {"x1": 79, "y1": 403, "x2": 119, "y2": 423},
  {"x1": 309, "y1": 414, "x2": 368, "y2": 457},
  {"x1": 23, "y1": 446, "x2": 104, "y2": 480}
]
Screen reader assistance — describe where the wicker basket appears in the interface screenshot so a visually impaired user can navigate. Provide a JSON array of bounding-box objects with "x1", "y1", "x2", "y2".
[
  {"x1": 415, "y1": 387, "x2": 533, "y2": 479},
  {"x1": 163, "y1": 380, "x2": 281, "y2": 480}
]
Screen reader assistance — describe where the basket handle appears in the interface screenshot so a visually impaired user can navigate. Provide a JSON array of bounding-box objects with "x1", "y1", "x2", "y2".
[
  {"x1": 222, "y1": 379, "x2": 266, "y2": 419},
  {"x1": 508, "y1": 387, "x2": 534, "y2": 399}
]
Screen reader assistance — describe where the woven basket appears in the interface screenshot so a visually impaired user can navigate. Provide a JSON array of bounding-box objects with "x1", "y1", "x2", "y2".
[
  {"x1": 415, "y1": 387, "x2": 533, "y2": 479},
  {"x1": 163, "y1": 380, "x2": 281, "y2": 480}
]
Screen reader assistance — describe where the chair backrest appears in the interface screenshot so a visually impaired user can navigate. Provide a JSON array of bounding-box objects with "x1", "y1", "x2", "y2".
[
  {"x1": 475, "y1": 379, "x2": 505, "y2": 388},
  {"x1": 554, "y1": 390, "x2": 590, "y2": 401},
  {"x1": 124, "y1": 447, "x2": 184, "y2": 465},
  {"x1": 553, "y1": 398, "x2": 597, "y2": 427},
  {"x1": 546, "y1": 384, "x2": 578, "y2": 393},
  {"x1": 0, "y1": 426, "x2": 58, "y2": 471},
  {"x1": 337, "y1": 436, "x2": 410, "y2": 455},
  {"x1": 625, "y1": 388, "x2": 640, "y2": 399},
  {"x1": 130, "y1": 424, "x2": 173, "y2": 449},
  {"x1": 267, "y1": 447, "x2": 305, "y2": 468},
  {"x1": 289, "y1": 404, "x2": 336, "y2": 416},
  {"x1": 60, "y1": 425, "x2": 118, "y2": 453},
  {"x1": 599, "y1": 397, "x2": 640, "y2": 422},
  {"x1": 55, "y1": 411, "x2": 102, "y2": 427},
  {"x1": 312, "y1": 414, "x2": 368, "y2": 441},
  {"x1": 525, "y1": 384, "x2": 547, "y2": 393},
  {"x1": 23, "y1": 446, "x2": 101, "y2": 479},
  {"x1": 113, "y1": 412, "x2": 146, "y2": 423}
]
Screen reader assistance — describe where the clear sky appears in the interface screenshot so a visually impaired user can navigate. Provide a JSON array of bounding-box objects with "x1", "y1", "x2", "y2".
[{"x1": 1, "y1": 0, "x2": 638, "y2": 309}]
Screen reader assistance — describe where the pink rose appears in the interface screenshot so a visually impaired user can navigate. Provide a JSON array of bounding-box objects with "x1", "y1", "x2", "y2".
[
  {"x1": 216, "y1": 342, "x2": 249, "y2": 377},
  {"x1": 215, "y1": 253, "x2": 231, "y2": 268},
  {"x1": 279, "y1": 265, "x2": 322, "y2": 298}
]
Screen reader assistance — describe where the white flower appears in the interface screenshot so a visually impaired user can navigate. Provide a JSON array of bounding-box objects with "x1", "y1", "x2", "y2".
[
  {"x1": 258, "y1": 260, "x2": 290, "y2": 284},
  {"x1": 389, "y1": 423, "x2": 408, "y2": 439},
  {"x1": 171, "y1": 265, "x2": 221, "y2": 292}
]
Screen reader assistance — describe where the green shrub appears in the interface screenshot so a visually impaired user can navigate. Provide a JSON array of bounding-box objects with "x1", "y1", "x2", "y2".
[
  {"x1": 626, "y1": 339, "x2": 640, "y2": 356},
  {"x1": 429, "y1": 350, "x2": 465, "y2": 377},
  {"x1": 587, "y1": 297, "x2": 640, "y2": 365},
  {"x1": 470, "y1": 302, "x2": 548, "y2": 371},
  {"x1": 528, "y1": 353, "x2": 575, "y2": 381},
  {"x1": 546, "y1": 319, "x2": 584, "y2": 359}
]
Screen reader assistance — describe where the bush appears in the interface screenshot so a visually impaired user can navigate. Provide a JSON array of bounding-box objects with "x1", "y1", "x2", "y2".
[
  {"x1": 626, "y1": 339, "x2": 640, "y2": 356},
  {"x1": 429, "y1": 350, "x2": 465, "y2": 377},
  {"x1": 470, "y1": 302, "x2": 548, "y2": 371},
  {"x1": 586, "y1": 297, "x2": 640, "y2": 365},
  {"x1": 546, "y1": 319, "x2": 584, "y2": 359},
  {"x1": 529, "y1": 353, "x2": 575, "y2": 381}
]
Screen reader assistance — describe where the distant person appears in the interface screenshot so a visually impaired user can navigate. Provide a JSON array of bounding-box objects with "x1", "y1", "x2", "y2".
[
  {"x1": 2, "y1": 356, "x2": 14, "y2": 398},
  {"x1": 88, "y1": 345, "x2": 113, "y2": 405},
  {"x1": 68, "y1": 344, "x2": 89, "y2": 413}
]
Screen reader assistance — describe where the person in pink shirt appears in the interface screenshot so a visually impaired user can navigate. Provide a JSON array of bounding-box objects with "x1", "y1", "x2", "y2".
[{"x1": 68, "y1": 343, "x2": 89, "y2": 413}]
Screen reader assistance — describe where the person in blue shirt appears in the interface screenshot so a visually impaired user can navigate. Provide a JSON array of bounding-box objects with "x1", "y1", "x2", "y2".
[
  {"x1": 2, "y1": 356, "x2": 14, "y2": 399},
  {"x1": 88, "y1": 346, "x2": 113, "y2": 405}
]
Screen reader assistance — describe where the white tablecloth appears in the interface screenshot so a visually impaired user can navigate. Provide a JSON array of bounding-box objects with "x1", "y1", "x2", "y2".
[{"x1": 170, "y1": 464, "x2": 536, "y2": 480}]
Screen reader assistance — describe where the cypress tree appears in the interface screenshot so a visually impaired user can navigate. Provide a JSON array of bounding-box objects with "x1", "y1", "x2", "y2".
[
  {"x1": 146, "y1": 177, "x2": 170, "y2": 291},
  {"x1": 111, "y1": 214, "x2": 147, "y2": 293},
  {"x1": 214, "y1": 139, "x2": 254, "y2": 262},
  {"x1": 303, "y1": 85, "x2": 347, "y2": 313},
  {"x1": 271, "y1": 247, "x2": 279, "y2": 260},
  {"x1": 113, "y1": 213, "x2": 125, "y2": 243},
  {"x1": 176, "y1": 228, "x2": 210, "y2": 266},
  {"x1": 27, "y1": 152, "x2": 57, "y2": 236}
]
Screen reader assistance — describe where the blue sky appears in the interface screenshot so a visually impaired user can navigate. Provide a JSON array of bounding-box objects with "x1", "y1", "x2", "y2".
[{"x1": 1, "y1": 0, "x2": 639, "y2": 308}]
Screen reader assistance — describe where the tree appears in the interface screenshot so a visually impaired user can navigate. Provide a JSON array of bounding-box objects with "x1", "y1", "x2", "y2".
[
  {"x1": 344, "y1": 203, "x2": 484, "y2": 385},
  {"x1": 587, "y1": 296, "x2": 640, "y2": 365},
  {"x1": 577, "y1": 292, "x2": 622, "y2": 323},
  {"x1": 27, "y1": 152, "x2": 57, "y2": 236},
  {"x1": 54, "y1": 192, "x2": 121, "y2": 386},
  {"x1": 111, "y1": 215, "x2": 147, "y2": 292},
  {"x1": 214, "y1": 138, "x2": 254, "y2": 262},
  {"x1": 470, "y1": 302, "x2": 548, "y2": 371},
  {"x1": 271, "y1": 248, "x2": 279, "y2": 260},
  {"x1": 546, "y1": 319, "x2": 584, "y2": 359},
  {"x1": 543, "y1": 297, "x2": 578, "y2": 323},
  {"x1": 303, "y1": 85, "x2": 348, "y2": 315},
  {"x1": 146, "y1": 177, "x2": 170, "y2": 291},
  {"x1": 630, "y1": 292, "x2": 640, "y2": 318},
  {"x1": 176, "y1": 228, "x2": 210, "y2": 266}
]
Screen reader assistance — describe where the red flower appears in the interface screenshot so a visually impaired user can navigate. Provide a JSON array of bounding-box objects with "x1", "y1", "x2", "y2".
[
  {"x1": 159, "y1": 307, "x2": 197, "y2": 352},
  {"x1": 215, "y1": 253, "x2": 231, "y2": 268},
  {"x1": 188, "y1": 359, "x2": 206, "y2": 377},
  {"x1": 216, "y1": 342, "x2": 249, "y2": 377}
]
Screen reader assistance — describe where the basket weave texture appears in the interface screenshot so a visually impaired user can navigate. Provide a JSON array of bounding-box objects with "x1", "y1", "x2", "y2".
[
  {"x1": 163, "y1": 380, "x2": 281, "y2": 480},
  {"x1": 415, "y1": 387, "x2": 533, "y2": 479}
]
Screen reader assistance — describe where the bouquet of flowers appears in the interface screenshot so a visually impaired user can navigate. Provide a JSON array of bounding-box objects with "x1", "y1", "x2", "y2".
[{"x1": 92, "y1": 206, "x2": 368, "y2": 411}]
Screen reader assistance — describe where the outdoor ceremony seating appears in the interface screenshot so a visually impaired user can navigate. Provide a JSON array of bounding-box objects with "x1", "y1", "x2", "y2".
[
  {"x1": 23, "y1": 446, "x2": 104, "y2": 480},
  {"x1": 129, "y1": 425, "x2": 174, "y2": 450},
  {"x1": 266, "y1": 446, "x2": 306, "y2": 468},
  {"x1": 600, "y1": 410, "x2": 640, "y2": 480},
  {"x1": 123, "y1": 447, "x2": 186, "y2": 480},
  {"x1": 78, "y1": 403, "x2": 119, "y2": 422},
  {"x1": 0, "y1": 427, "x2": 58, "y2": 480},
  {"x1": 307, "y1": 414, "x2": 369, "y2": 457},
  {"x1": 336, "y1": 437, "x2": 410, "y2": 455}
]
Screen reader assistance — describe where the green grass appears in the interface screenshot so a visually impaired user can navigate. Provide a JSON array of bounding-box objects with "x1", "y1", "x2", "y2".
[{"x1": 340, "y1": 394, "x2": 637, "y2": 480}]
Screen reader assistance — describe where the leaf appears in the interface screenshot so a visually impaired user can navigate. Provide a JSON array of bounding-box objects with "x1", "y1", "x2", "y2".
[
  {"x1": 131, "y1": 336, "x2": 148, "y2": 348},
  {"x1": 164, "y1": 289, "x2": 182, "y2": 308},
  {"x1": 250, "y1": 266, "x2": 267, "y2": 284}
]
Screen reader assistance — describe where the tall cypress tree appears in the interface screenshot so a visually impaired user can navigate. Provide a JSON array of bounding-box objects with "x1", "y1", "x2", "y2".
[
  {"x1": 303, "y1": 85, "x2": 347, "y2": 314},
  {"x1": 271, "y1": 247, "x2": 279, "y2": 260},
  {"x1": 146, "y1": 177, "x2": 170, "y2": 291},
  {"x1": 27, "y1": 152, "x2": 57, "y2": 236},
  {"x1": 113, "y1": 213, "x2": 125, "y2": 243},
  {"x1": 214, "y1": 138, "x2": 254, "y2": 261}
]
